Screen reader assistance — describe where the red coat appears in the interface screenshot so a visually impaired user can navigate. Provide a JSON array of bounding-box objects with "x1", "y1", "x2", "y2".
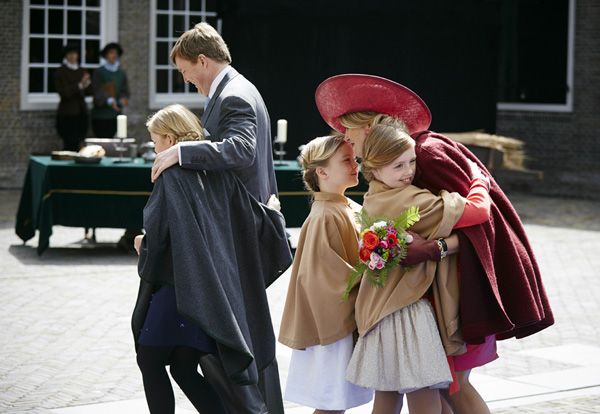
[{"x1": 412, "y1": 131, "x2": 554, "y2": 343}]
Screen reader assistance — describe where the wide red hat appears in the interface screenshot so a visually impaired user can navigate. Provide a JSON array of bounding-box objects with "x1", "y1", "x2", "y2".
[{"x1": 315, "y1": 74, "x2": 432, "y2": 135}]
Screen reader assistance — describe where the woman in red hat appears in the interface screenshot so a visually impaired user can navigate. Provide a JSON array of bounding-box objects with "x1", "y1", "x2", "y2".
[{"x1": 316, "y1": 74, "x2": 553, "y2": 414}]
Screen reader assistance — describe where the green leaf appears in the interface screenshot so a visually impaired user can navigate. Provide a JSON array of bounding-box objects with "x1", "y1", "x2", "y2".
[{"x1": 394, "y1": 206, "x2": 420, "y2": 230}]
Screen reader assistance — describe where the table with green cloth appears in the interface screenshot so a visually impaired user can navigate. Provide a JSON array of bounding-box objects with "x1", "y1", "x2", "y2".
[
  {"x1": 15, "y1": 157, "x2": 367, "y2": 255},
  {"x1": 16, "y1": 156, "x2": 153, "y2": 255}
]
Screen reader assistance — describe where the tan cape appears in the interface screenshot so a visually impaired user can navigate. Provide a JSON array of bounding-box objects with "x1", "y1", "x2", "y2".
[
  {"x1": 279, "y1": 192, "x2": 362, "y2": 349},
  {"x1": 355, "y1": 180, "x2": 467, "y2": 356}
]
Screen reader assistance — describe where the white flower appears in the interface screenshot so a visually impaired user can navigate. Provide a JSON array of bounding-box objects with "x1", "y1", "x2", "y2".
[{"x1": 373, "y1": 220, "x2": 387, "y2": 229}]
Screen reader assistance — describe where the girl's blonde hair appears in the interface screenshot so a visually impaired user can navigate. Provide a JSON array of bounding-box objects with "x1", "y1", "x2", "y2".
[
  {"x1": 339, "y1": 111, "x2": 408, "y2": 133},
  {"x1": 146, "y1": 104, "x2": 204, "y2": 143},
  {"x1": 299, "y1": 134, "x2": 346, "y2": 192},
  {"x1": 361, "y1": 123, "x2": 415, "y2": 182}
]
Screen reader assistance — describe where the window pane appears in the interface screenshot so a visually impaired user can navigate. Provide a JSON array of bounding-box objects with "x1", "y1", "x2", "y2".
[
  {"x1": 190, "y1": 0, "x2": 202, "y2": 12},
  {"x1": 30, "y1": 9, "x2": 45, "y2": 34},
  {"x1": 29, "y1": 68, "x2": 45, "y2": 93},
  {"x1": 206, "y1": 16, "x2": 219, "y2": 29},
  {"x1": 157, "y1": 0, "x2": 169, "y2": 10},
  {"x1": 85, "y1": 39, "x2": 100, "y2": 64},
  {"x1": 206, "y1": 0, "x2": 217, "y2": 10},
  {"x1": 156, "y1": 13, "x2": 169, "y2": 38},
  {"x1": 86, "y1": 0, "x2": 100, "y2": 6},
  {"x1": 29, "y1": 38, "x2": 45, "y2": 63},
  {"x1": 68, "y1": 10, "x2": 82, "y2": 34},
  {"x1": 156, "y1": 41, "x2": 170, "y2": 65},
  {"x1": 48, "y1": 67, "x2": 58, "y2": 93},
  {"x1": 31, "y1": 0, "x2": 45, "y2": 4},
  {"x1": 173, "y1": 0, "x2": 186, "y2": 11},
  {"x1": 190, "y1": 14, "x2": 203, "y2": 26},
  {"x1": 156, "y1": 69, "x2": 169, "y2": 93},
  {"x1": 68, "y1": 0, "x2": 83, "y2": 5},
  {"x1": 188, "y1": 82, "x2": 197, "y2": 93},
  {"x1": 172, "y1": 15, "x2": 186, "y2": 37},
  {"x1": 86, "y1": 10, "x2": 100, "y2": 34},
  {"x1": 49, "y1": 0, "x2": 64, "y2": 5},
  {"x1": 48, "y1": 9, "x2": 64, "y2": 34},
  {"x1": 499, "y1": 0, "x2": 569, "y2": 104},
  {"x1": 49, "y1": 38, "x2": 64, "y2": 63},
  {"x1": 172, "y1": 69, "x2": 185, "y2": 93}
]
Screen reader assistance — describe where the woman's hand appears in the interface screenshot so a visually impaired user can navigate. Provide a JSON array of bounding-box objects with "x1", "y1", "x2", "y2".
[
  {"x1": 134, "y1": 235, "x2": 144, "y2": 255},
  {"x1": 467, "y1": 159, "x2": 490, "y2": 188}
]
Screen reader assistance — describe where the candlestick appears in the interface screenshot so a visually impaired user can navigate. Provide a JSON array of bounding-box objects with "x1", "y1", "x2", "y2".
[
  {"x1": 277, "y1": 119, "x2": 287, "y2": 143},
  {"x1": 116, "y1": 115, "x2": 127, "y2": 138}
]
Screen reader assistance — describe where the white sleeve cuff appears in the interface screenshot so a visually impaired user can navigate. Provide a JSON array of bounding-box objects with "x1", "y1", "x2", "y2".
[{"x1": 178, "y1": 144, "x2": 182, "y2": 166}]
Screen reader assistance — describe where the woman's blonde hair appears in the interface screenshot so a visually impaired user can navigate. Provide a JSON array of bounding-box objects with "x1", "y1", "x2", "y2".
[
  {"x1": 299, "y1": 134, "x2": 346, "y2": 192},
  {"x1": 146, "y1": 104, "x2": 204, "y2": 143},
  {"x1": 170, "y1": 22, "x2": 232, "y2": 65},
  {"x1": 339, "y1": 111, "x2": 408, "y2": 133},
  {"x1": 361, "y1": 123, "x2": 415, "y2": 182}
]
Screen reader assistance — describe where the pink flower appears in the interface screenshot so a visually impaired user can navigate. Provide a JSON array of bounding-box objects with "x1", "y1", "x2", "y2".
[{"x1": 380, "y1": 240, "x2": 389, "y2": 249}]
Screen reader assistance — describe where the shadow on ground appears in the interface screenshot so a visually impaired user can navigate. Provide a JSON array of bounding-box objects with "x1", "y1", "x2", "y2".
[{"x1": 8, "y1": 243, "x2": 137, "y2": 266}]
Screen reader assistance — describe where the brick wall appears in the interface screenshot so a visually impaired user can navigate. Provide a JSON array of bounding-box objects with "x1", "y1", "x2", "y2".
[
  {"x1": 0, "y1": 1, "x2": 58, "y2": 189},
  {"x1": 0, "y1": 1, "x2": 153, "y2": 189},
  {"x1": 496, "y1": 0, "x2": 600, "y2": 199},
  {"x1": 119, "y1": 0, "x2": 151, "y2": 143}
]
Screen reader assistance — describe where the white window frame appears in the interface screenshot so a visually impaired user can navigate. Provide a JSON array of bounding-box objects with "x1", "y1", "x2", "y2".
[
  {"x1": 20, "y1": 0, "x2": 119, "y2": 111},
  {"x1": 497, "y1": 0, "x2": 575, "y2": 113},
  {"x1": 149, "y1": 0, "x2": 221, "y2": 109}
]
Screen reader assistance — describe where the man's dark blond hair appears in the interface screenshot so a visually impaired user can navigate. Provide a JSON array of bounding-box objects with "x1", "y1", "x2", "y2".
[{"x1": 170, "y1": 22, "x2": 232, "y2": 65}]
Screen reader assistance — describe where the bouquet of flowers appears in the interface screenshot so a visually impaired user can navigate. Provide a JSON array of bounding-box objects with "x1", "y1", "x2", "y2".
[{"x1": 342, "y1": 206, "x2": 420, "y2": 301}]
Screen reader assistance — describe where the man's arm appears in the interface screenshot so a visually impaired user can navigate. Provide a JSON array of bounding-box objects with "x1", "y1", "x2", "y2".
[{"x1": 151, "y1": 95, "x2": 257, "y2": 182}]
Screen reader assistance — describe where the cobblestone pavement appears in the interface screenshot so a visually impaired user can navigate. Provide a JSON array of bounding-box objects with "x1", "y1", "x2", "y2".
[{"x1": 1, "y1": 190, "x2": 600, "y2": 413}]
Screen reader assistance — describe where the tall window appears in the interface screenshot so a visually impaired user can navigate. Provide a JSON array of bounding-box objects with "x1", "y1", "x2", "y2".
[
  {"x1": 497, "y1": 0, "x2": 575, "y2": 112},
  {"x1": 20, "y1": 0, "x2": 118, "y2": 110},
  {"x1": 150, "y1": 0, "x2": 221, "y2": 109}
]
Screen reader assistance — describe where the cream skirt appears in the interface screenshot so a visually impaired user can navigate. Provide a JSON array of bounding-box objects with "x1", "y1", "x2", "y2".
[
  {"x1": 285, "y1": 334, "x2": 373, "y2": 410},
  {"x1": 346, "y1": 299, "x2": 452, "y2": 393}
]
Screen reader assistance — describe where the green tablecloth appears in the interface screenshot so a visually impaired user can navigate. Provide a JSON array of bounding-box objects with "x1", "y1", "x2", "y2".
[
  {"x1": 15, "y1": 157, "x2": 367, "y2": 254},
  {"x1": 16, "y1": 156, "x2": 153, "y2": 255}
]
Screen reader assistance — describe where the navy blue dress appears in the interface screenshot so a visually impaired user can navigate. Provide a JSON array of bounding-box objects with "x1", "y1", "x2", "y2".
[{"x1": 138, "y1": 285, "x2": 216, "y2": 353}]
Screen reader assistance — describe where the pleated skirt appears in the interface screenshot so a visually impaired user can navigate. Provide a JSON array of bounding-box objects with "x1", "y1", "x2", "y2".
[{"x1": 346, "y1": 299, "x2": 452, "y2": 393}]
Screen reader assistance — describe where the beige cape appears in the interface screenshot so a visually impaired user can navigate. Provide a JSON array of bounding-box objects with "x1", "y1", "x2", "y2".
[
  {"x1": 278, "y1": 192, "x2": 362, "y2": 349},
  {"x1": 355, "y1": 180, "x2": 467, "y2": 355}
]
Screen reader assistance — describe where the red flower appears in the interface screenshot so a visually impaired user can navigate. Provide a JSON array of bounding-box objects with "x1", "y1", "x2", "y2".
[
  {"x1": 387, "y1": 233, "x2": 398, "y2": 247},
  {"x1": 363, "y1": 230, "x2": 380, "y2": 250},
  {"x1": 359, "y1": 247, "x2": 372, "y2": 263}
]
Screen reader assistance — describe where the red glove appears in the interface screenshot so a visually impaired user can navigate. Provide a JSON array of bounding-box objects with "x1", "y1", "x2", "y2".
[{"x1": 401, "y1": 231, "x2": 441, "y2": 265}]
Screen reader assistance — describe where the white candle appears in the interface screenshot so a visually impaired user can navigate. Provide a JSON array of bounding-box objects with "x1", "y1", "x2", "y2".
[
  {"x1": 116, "y1": 115, "x2": 127, "y2": 138},
  {"x1": 277, "y1": 119, "x2": 287, "y2": 143}
]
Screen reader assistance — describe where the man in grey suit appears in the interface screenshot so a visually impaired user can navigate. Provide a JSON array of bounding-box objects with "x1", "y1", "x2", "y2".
[{"x1": 151, "y1": 23, "x2": 283, "y2": 414}]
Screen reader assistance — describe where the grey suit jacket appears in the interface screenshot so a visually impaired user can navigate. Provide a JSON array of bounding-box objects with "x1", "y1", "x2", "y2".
[{"x1": 179, "y1": 67, "x2": 278, "y2": 203}]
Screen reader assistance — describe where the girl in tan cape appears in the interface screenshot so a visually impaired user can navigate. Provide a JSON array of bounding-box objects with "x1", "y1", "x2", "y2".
[
  {"x1": 279, "y1": 135, "x2": 373, "y2": 413},
  {"x1": 345, "y1": 123, "x2": 492, "y2": 414}
]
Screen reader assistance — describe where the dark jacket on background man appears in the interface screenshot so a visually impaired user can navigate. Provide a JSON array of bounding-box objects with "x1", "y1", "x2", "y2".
[{"x1": 55, "y1": 65, "x2": 92, "y2": 116}]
